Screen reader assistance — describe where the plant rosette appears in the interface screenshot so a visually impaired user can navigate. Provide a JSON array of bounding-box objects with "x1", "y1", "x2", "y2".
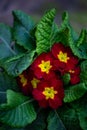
[{"x1": 0, "y1": 9, "x2": 87, "y2": 130}]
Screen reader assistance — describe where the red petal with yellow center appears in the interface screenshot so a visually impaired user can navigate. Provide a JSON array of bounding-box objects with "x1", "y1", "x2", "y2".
[
  {"x1": 31, "y1": 52, "x2": 54, "y2": 79},
  {"x1": 51, "y1": 43, "x2": 65, "y2": 58},
  {"x1": 32, "y1": 79, "x2": 64, "y2": 109}
]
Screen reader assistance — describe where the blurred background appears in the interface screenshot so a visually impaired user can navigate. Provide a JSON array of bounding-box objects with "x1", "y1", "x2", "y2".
[{"x1": 0, "y1": 0, "x2": 87, "y2": 32}]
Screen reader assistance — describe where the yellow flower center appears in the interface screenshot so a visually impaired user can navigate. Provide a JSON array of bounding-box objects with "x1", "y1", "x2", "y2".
[
  {"x1": 57, "y1": 51, "x2": 70, "y2": 63},
  {"x1": 69, "y1": 70, "x2": 75, "y2": 74},
  {"x1": 31, "y1": 78, "x2": 40, "y2": 88},
  {"x1": 38, "y1": 60, "x2": 52, "y2": 74},
  {"x1": 42, "y1": 87, "x2": 57, "y2": 100},
  {"x1": 19, "y1": 74, "x2": 27, "y2": 87}
]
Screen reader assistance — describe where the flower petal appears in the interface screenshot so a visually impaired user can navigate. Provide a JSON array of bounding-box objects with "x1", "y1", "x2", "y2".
[{"x1": 32, "y1": 89, "x2": 45, "y2": 100}]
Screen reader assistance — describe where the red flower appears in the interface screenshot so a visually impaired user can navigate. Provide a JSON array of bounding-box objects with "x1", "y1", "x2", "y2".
[
  {"x1": 31, "y1": 52, "x2": 55, "y2": 79},
  {"x1": 63, "y1": 56, "x2": 80, "y2": 85},
  {"x1": 17, "y1": 69, "x2": 40, "y2": 95},
  {"x1": 32, "y1": 79, "x2": 64, "y2": 109},
  {"x1": 69, "y1": 66, "x2": 81, "y2": 85},
  {"x1": 17, "y1": 70, "x2": 32, "y2": 95},
  {"x1": 51, "y1": 43, "x2": 79, "y2": 74},
  {"x1": 51, "y1": 43, "x2": 72, "y2": 71},
  {"x1": 51, "y1": 43, "x2": 72, "y2": 62}
]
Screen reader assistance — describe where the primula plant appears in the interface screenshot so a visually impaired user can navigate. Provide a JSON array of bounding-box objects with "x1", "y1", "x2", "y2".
[{"x1": 0, "y1": 9, "x2": 87, "y2": 130}]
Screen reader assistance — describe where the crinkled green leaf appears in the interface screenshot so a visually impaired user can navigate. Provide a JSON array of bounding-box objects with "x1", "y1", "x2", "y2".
[
  {"x1": 76, "y1": 30, "x2": 86, "y2": 47},
  {"x1": 0, "y1": 90, "x2": 36, "y2": 127},
  {"x1": 57, "y1": 105, "x2": 81, "y2": 130},
  {"x1": 0, "y1": 24, "x2": 16, "y2": 59},
  {"x1": 0, "y1": 71, "x2": 19, "y2": 104},
  {"x1": 12, "y1": 10, "x2": 35, "y2": 51},
  {"x1": 60, "y1": 12, "x2": 78, "y2": 41},
  {"x1": 56, "y1": 27, "x2": 71, "y2": 46},
  {"x1": 69, "y1": 29, "x2": 87, "y2": 59},
  {"x1": 58, "y1": 12, "x2": 87, "y2": 59},
  {"x1": 47, "y1": 110, "x2": 66, "y2": 130},
  {"x1": 49, "y1": 22, "x2": 59, "y2": 44},
  {"x1": 35, "y1": 9, "x2": 57, "y2": 54},
  {"x1": 0, "y1": 51, "x2": 35, "y2": 76},
  {"x1": 61, "y1": 12, "x2": 69, "y2": 29},
  {"x1": 63, "y1": 83, "x2": 87, "y2": 103},
  {"x1": 55, "y1": 12, "x2": 73, "y2": 46},
  {"x1": 80, "y1": 60, "x2": 87, "y2": 86},
  {"x1": 64, "y1": 27, "x2": 87, "y2": 59},
  {"x1": 53, "y1": 12, "x2": 77, "y2": 48}
]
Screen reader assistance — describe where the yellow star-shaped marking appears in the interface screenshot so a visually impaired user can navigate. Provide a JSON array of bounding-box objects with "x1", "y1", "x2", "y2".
[
  {"x1": 38, "y1": 60, "x2": 52, "y2": 74},
  {"x1": 57, "y1": 51, "x2": 70, "y2": 63},
  {"x1": 31, "y1": 78, "x2": 40, "y2": 88},
  {"x1": 42, "y1": 87, "x2": 57, "y2": 100},
  {"x1": 19, "y1": 74, "x2": 27, "y2": 87}
]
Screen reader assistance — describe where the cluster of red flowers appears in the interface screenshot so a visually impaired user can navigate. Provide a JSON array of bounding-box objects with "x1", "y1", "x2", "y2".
[{"x1": 17, "y1": 43, "x2": 81, "y2": 109}]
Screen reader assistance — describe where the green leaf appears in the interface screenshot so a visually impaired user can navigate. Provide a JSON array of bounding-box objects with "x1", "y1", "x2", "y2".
[
  {"x1": 0, "y1": 71, "x2": 19, "y2": 104},
  {"x1": 0, "y1": 90, "x2": 36, "y2": 127},
  {"x1": 12, "y1": 10, "x2": 35, "y2": 31},
  {"x1": 35, "y1": 9, "x2": 57, "y2": 54},
  {"x1": 0, "y1": 24, "x2": 16, "y2": 59},
  {"x1": 0, "y1": 89, "x2": 30, "y2": 110},
  {"x1": 49, "y1": 22, "x2": 59, "y2": 44},
  {"x1": 61, "y1": 12, "x2": 69, "y2": 28},
  {"x1": 60, "y1": 12, "x2": 78, "y2": 41},
  {"x1": 62, "y1": 73, "x2": 70, "y2": 85},
  {"x1": 0, "y1": 51, "x2": 35, "y2": 76},
  {"x1": 78, "y1": 97, "x2": 87, "y2": 130},
  {"x1": 0, "y1": 126, "x2": 24, "y2": 130},
  {"x1": 56, "y1": 27, "x2": 72, "y2": 46},
  {"x1": 54, "y1": 12, "x2": 76, "y2": 47},
  {"x1": 63, "y1": 83, "x2": 87, "y2": 103},
  {"x1": 56, "y1": 12, "x2": 72, "y2": 46},
  {"x1": 0, "y1": 42, "x2": 13, "y2": 60},
  {"x1": 57, "y1": 12, "x2": 87, "y2": 59},
  {"x1": 78, "y1": 109, "x2": 87, "y2": 130},
  {"x1": 80, "y1": 60, "x2": 87, "y2": 86},
  {"x1": 13, "y1": 43, "x2": 26, "y2": 55},
  {"x1": 70, "y1": 29, "x2": 87, "y2": 59},
  {"x1": 76, "y1": 30, "x2": 86, "y2": 47},
  {"x1": 2, "y1": 109, "x2": 46, "y2": 129},
  {"x1": 47, "y1": 110, "x2": 66, "y2": 130},
  {"x1": 27, "y1": 109, "x2": 47, "y2": 130},
  {"x1": 12, "y1": 10, "x2": 35, "y2": 51},
  {"x1": 70, "y1": 94, "x2": 87, "y2": 130},
  {"x1": 57, "y1": 105, "x2": 81, "y2": 130}
]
